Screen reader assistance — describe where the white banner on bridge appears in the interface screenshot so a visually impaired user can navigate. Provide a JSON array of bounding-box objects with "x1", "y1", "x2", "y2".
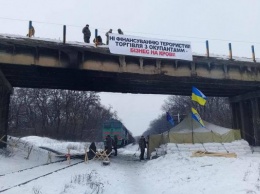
[{"x1": 108, "y1": 34, "x2": 192, "y2": 61}]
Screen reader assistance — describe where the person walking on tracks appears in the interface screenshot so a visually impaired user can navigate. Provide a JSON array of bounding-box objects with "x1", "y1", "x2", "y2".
[
  {"x1": 139, "y1": 136, "x2": 146, "y2": 161},
  {"x1": 88, "y1": 142, "x2": 96, "y2": 160},
  {"x1": 113, "y1": 135, "x2": 118, "y2": 156},
  {"x1": 106, "y1": 135, "x2": 113, "y2": 155}
]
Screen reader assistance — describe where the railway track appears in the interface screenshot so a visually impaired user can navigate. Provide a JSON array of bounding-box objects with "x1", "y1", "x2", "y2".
[
  {"x1": 0, "y1": 159, "x2": 84, "y2": 193},
  {"x1": 0, "y1": 159, "x2": 66, "y2": 177}
]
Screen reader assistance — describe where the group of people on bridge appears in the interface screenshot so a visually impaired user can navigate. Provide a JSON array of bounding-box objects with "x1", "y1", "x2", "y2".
[
  {"x1": 25, "y1": 24, "x2": 124, "y2": 46},
  {"x1": 82, "y1": 24, "x2": 124, "y2": 45}
]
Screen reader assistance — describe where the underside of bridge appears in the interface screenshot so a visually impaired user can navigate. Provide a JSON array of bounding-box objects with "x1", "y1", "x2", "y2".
[
  {"x1": 0, "y1": 34, "x2": 260, "y2": 147},
  {"x1": 0, "y1": 62, "x2": 259, "y2": 97}
]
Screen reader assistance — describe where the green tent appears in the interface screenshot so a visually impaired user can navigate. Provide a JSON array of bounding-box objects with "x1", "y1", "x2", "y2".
[
  {"x1": 167, "y1": 114, "x2": 241, "y2": 144},
  {"x1": 147, "y1": 114, "x2": 241, "y2": 157}
]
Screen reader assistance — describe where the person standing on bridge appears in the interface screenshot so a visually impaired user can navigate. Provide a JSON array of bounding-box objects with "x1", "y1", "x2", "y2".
[
  {"x1": 118, "y1": 28, "x2": 123, "y2": 35},
  {"x1": 93, "y1": 35, "x2": 103, "y2": 45},
  {"x1": 82, "y1": 24, "x2": 91, "y2": 43},
  {"x1": 27, "y1": 26, "x2": 35, "y2": 37},
  {"x1": 105, "y1": 29, "x2": 112, "y2": 45}
]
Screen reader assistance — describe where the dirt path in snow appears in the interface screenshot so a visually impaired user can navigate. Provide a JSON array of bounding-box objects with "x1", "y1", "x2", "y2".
[{"x1": 94, "y1": 150, "x2": 153, "y2": 194}]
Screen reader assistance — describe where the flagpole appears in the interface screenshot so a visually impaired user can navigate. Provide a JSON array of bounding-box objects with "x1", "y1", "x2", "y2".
[
  {"x1": 191, "y1": 100, "x2": 196, "y2": 144},
  {"x1": 190, "y1": 100, "x2": 194, "y2": 144},
  {"x1": 191, "y1": 86, "x2": 207, "y2": 144},
  {"x1": 191, "y1": 112, "x2": 194, "y2": 144}
]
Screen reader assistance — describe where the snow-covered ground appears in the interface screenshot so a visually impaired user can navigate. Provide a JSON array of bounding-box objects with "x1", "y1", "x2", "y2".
[{"x1": 1, "y1": 136, "x2": 260, "y2": 194}]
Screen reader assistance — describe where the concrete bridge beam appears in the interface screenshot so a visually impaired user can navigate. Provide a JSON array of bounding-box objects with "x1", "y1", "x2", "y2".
[
  {"x1": 251, "y1": 98, "x2": 260, "y2": 145},
  {"x1": 0, "y1": 70, "x2": 12, "y2": 148},
  {"x1": 230, "y1": 92, "x2": 260, "y2": 146}
]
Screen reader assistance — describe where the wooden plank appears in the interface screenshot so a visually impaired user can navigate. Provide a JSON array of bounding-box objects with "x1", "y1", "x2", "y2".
[{"x1": 191, "y1": 150, "x2": 237, "y2": 158}]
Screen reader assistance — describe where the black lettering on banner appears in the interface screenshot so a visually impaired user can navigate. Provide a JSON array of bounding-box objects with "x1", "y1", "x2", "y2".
[{"x1": 109, "y1": 36, "x2": 115, "y2": 41}]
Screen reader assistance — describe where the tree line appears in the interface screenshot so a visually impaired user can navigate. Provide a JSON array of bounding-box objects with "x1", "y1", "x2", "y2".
[
  {"x1": 8, "y1": 88, "x2": 117, "y2": 141},
  {"x1": 143, "y1": 96, "x2": 232, "y2": 137}
]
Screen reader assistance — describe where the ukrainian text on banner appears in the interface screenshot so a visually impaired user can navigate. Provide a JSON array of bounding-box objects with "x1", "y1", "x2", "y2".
[{"x1": 108, "y1": 34, "x2": 192, "y2": 61}]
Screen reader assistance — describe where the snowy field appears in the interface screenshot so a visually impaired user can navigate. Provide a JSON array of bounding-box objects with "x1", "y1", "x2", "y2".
[{"x1": 1, "y1": 136, "x2": 260, "y2": 194}]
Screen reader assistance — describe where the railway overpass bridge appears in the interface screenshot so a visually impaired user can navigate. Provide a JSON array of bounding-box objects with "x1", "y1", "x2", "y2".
[{"x1": 0, "y1": 34, "x2": 260, "y2": 146}]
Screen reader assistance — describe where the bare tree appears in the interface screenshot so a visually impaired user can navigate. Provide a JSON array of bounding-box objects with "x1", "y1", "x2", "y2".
[
  {"x1": 143, "y1": 95, "x2": 232, "y2": 136},
  {"x1": 8, "y1": 88, "x2": 117, "y2": 141}
]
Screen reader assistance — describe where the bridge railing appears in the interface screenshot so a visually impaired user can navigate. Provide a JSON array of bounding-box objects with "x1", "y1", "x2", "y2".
[{"x1": 0, "y1": 17, "x2": 259, "y2": 62}]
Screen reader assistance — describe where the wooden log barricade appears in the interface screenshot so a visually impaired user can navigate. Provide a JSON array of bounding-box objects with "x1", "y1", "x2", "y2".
[
  {"x1": 84, "y1": 148, "x2": 88, "y2": 163},
  {"x1": 91, "y1": 149, "x2": 112, "y2": 165},
  {"x1": 0, "y1": 136, "x2": 24, "y2": 154},
  {"x1": 191, "y1": 150, "x2": 237, "y2": 158},
  {"x1": 47, "y1": 151, "x2": 52, "y2": 163},
  {"x1": 66, "y1": 148, "x2": 71, "y2": 165},
  {"x1": 0, "y1": 135, "x2": 5, "y2": 142},
  {"x1": 25, "y1": 145, "x2": 33, "y2": 159}
]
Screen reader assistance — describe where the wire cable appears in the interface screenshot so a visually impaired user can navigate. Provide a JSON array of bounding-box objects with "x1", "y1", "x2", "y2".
[{"x1": 0, "y1": 16, "x2": 260, "y2": 44}]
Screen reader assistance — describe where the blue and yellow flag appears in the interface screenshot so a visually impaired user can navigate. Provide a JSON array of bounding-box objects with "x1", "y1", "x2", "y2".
[
  {"x1": 191, "y1": 107, "x2": 205, "y2": 127},
  {"x1": 192, "y1": 86, "x2": 207, "y2": 106}
]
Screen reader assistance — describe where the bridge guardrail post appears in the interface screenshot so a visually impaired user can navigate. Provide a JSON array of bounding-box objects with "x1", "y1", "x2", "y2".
[
  {"x1": 206, "y1": 40, "x2": 209, "y2": 58},
  {"x1": 229, "y1": 43, "x2": 232, "y2": 60},
  {"x1": 28, "y1": 20, "x2": 32, "y2": 37},
  {"x1": 95, "y1": 29, "x2": 98, "y2": 39},
  {"x1": 94, "y1": 29, "x2": 98, "y2": 46},
  {"x1": 63, "y1": 25, "x2": 66, "y2": 44},
  {"x1": 252, "y1": 45, "x2": 256, "y2": 63}
]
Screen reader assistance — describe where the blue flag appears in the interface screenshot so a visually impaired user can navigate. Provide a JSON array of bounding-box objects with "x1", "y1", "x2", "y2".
[{"x1": 166, "y1": 112, "x2": 174, "y2": 126}]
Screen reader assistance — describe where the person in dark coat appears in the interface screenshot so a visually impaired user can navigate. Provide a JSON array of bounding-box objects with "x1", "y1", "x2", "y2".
[
  {"x1": 139, "y1": 136, "x2": 146, "y2": 160},
  {"x1": 106, "y1": 135, "x2": 113, "y2": 155},
  {"x1": 88, "y1": 142, "x2": 96, "y2": 160},
  {"x1": 118, "y1": 28, "x2": 123, "y2": 35},
  {"x1": 113, "y1": 135, "x2": 118, "y2": 156},
  {"x1": 82, "y1": 24, "x2": 91, "y2": 43},
  {"x1": 105, "y1": 29, "x2": 112, "y2": 45},
  {"x1": 93, "y1": 35, "x2": 103, "y2": 45}
]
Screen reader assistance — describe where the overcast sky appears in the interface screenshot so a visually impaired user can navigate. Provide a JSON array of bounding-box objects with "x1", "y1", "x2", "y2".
[{"x1": 1, "y1": 0, "x2": 260, "y2": 136}]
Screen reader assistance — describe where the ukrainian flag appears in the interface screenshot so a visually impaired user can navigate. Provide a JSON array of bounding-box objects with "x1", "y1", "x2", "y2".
[
  {"x1": 191, "y1": 86, "x2": 207, "y2": 106},
  {"x1": 191, "y1": 107, "x2": 205, "y2": 127}
]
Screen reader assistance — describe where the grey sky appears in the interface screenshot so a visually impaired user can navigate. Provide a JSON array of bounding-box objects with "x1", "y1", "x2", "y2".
[{"x1": 1, "y1": 0, "x2": 260, "y2": 136}]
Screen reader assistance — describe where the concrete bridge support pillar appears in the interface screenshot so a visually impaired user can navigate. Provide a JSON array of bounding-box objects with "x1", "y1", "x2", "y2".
[
  {"x1": 230, "y1": 93, "x2": 260, "y2": 146},
  {"x1": 0, "y1": 71, "x2": 12, "y2": 148}
]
